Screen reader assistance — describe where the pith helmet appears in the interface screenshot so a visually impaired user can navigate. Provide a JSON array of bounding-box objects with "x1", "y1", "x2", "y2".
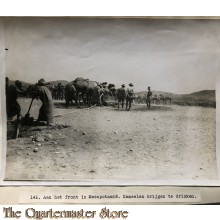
[
  {"x1": 38, "y1": 78, "x2": 46, "y2": 86},
  {"x1": 129, "y1": 83, "x2": 133, "y2": 87}
]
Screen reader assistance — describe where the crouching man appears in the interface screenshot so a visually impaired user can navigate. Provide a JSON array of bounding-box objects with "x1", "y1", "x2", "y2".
[{"x1": 6, "y1": 78, "x2": 25, "y2": 121}]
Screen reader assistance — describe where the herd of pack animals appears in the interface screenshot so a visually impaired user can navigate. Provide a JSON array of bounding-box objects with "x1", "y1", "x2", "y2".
[{"x1": 26, "y1": 77, "x2": 172, "y2": 110}]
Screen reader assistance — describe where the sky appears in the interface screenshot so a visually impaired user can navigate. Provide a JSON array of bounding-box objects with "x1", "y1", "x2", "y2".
[{"x1": 3, "y1": 17, "x2": 220, "y2": 94}]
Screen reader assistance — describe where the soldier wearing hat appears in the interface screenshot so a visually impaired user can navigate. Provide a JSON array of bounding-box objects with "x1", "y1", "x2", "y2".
[
  {"x1": 146, "y1": 86, "x2": 152, "y2": 108},
  {"x1": 126, "y1": 83, "x2": 135, "y2": 111},
  {"x1": 35, "y1": 78, "x2": 54, "y2": 125},
  {"x1": 117, "y1": 84, "x2": 126, "y2": 109}
]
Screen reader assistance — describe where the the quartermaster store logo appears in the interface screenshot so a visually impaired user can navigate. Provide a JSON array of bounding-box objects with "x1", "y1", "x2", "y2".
[{"x1": 3, "y1": 207, "x2": 129, "y2": 219}]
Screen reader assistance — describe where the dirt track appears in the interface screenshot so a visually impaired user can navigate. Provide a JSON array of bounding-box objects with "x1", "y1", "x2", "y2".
[{"x1": 5, "y1": 98, "x2": 218, "y2": 181}]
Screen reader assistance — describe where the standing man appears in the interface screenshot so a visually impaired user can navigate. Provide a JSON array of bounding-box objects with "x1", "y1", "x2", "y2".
[
  {"x1": 35, "y1": 78, "x2": 54, "y2": 126},
  {"x1": 126, "y1": 83, "x2": 135, "y2": 111},
  {"x1": 146, "y1": 86, "x2": 152, "y2": 108},
  {"x1": 117, "y1": 84, "x2": 127, "y2": 109}
]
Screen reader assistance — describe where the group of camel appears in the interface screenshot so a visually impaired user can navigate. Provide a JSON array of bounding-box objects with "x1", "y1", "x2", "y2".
[
  {"x1": 135, "y1": 94, "x2": 172, "y2": 106},
  {"x1": 62, "y1": 78, "x2": 172, "y2": 109},
  {"x1": 151, "y1": 95, "x2": 172, "y2": 105},
  {"x1": 26, "y1": 77, "x2": 172, "y2": 109},
  {"x1": 64, "y1": 77, "x2": 116, "y2": 108},
  {"x1": 50, "y1": 77, "x2": 134, "y2": 110}
]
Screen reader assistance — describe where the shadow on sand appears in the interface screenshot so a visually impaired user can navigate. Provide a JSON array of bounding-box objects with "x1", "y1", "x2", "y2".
[
  {"x1": 113, "y1": 104, "x2": 174, "y2": 112},
  {"x1": 54, "y1": 100, "x2": 174, "y2": 112},
  {"x1": 132, "y1": 104, "x2": 174, "y2": 112},
  {"x1": 54, "y1": 101, "x2": 81, "y2": 109}
]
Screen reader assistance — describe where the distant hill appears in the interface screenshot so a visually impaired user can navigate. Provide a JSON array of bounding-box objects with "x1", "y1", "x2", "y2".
[
  {"x1": 136, "y1": 90, "x2": 216, "y2": 107},
  {"x1": 187, "y1": 90, "x2": 215, "y2": 102}
]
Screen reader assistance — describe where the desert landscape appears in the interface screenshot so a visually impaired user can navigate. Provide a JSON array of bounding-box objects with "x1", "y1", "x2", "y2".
[
  {"x1": 3, "y1": 18, "x2": 219, "y2": 182},
  {"x1": 5, "y1": 97, "x2": 217, "y2": 181}
]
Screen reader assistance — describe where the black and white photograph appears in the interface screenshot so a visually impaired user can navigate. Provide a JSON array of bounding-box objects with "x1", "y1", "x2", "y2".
[{"x1": 1, "y1": 17, "x2": 219, "y2": 182}]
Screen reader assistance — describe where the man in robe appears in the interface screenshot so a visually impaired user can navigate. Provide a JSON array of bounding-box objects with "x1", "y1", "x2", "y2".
[{"x1": 35, "y1": 78, "x2": 54, "y2": 126}]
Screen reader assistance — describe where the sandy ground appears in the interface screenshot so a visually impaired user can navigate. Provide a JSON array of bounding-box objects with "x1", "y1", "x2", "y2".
[{"x1": 5, "y1": 98, "x2": 218, "y2": 181}]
